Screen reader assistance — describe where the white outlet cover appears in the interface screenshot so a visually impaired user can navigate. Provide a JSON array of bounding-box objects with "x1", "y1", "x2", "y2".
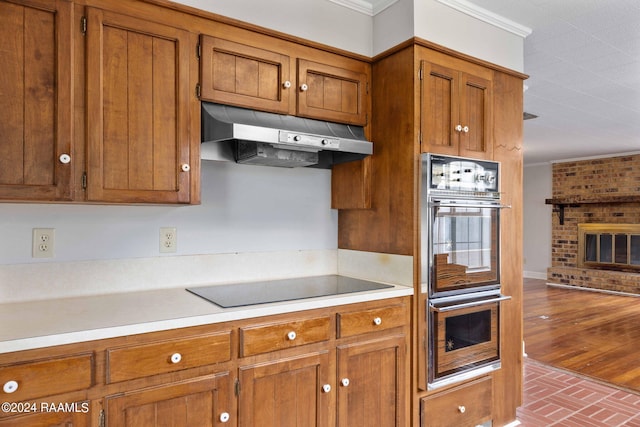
[
  {"x1": 159, "y1": 227, "x2": 177, "y2": 253},
  {"x1": 33, "y1": 228, "x2": 55, "y2": 258}
]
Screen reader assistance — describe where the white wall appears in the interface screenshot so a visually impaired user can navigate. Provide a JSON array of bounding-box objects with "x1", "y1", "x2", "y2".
[
  {"x1": 173, "y1": 0, "x2": 373, "y2": 56},
  {"x1": 373, "y1": 0, "x2": 524, "y2": 71},
  {"x1": 372, "y1": 0, "x2": 414, "y2": 56},
  {"x1": 412, "y1": 1, "x2": 523, "y2": 71},
  {"x1": 1, "y1": 0, "x2": 524, "y2": 271},
  {"x1": 176, "y1": 0, "x2": 524, "y2": 70},
  {"x1": 0, "y1": 161, "x2": 336, "y2": 265},
  {"x1": 523, "y1": 163, "x2": 552, "y2": 279}
]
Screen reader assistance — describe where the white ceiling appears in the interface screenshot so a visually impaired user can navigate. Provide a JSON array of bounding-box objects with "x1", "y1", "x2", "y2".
[
  {"x1": 358, "y1": 0, "x2": 640, "y2": 165},
  {"x1": 465, "y1": 0, "x2": 640, "y2": 165}
]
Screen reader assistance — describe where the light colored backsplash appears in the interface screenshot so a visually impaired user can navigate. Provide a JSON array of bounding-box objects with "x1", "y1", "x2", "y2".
[
  {"x1": 0, "y1": 250, "x2": 337, "y2": 303},
  {"x1": 337, "y1": 249, "x2": 413, "y2": 287},
  {"x1": 0, "y1": 249, "x2": 413, "y2": 303}
]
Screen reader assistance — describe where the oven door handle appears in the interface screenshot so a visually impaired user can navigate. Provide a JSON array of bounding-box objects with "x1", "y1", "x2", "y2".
[
  {"x1": 429, "y1": 295, "x2": 511, "y2": 312},
  {"x1": 429, "y1": 200, "x2": 511, "y2": 209}
]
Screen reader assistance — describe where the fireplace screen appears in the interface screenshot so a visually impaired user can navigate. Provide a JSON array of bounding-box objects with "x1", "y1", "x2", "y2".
[{"x1": 579, "y1": 224, "x2": 640, "y2": 270}]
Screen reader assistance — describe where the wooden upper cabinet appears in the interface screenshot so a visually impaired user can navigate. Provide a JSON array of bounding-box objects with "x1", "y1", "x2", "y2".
[
  {"x1": 200, "y1": 35, "x2": 291, "y2": 114},
  {"x1": 85, "y1": 8, "x2": 194, "y2": 203},
  {"x1": 421, "y1": 59, "x2": 493, "y2": 159},
  {"x1": 421, "y1": 62, "x2": 459, "y2": 156},
  {"x1": 0, "y1": 0, "x2": 73, "y2": 201},
  {"x1": 297, "y1": 59, "x2": 367, "y2": 126},
  {"x1": 459, "y1": 72, "x2": 493, "y2": 159},
  {"x1": 199, "y1": 35, "x2": 369, "y2": 126}
]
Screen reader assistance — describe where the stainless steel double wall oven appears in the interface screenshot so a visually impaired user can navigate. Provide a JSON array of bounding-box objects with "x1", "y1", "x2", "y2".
[{"x1": 421, "y1": 153, "x2": 511, "y2": 389}]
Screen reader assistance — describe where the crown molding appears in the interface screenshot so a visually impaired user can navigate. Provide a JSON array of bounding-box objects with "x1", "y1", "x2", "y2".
[
  {"x1": 328, "y1": 0, "x2": 398, "y2": 16},
  {"x1": 549, "y1": 151, "x2": 640, "y2": 164},
  {"x1": 436, "y1": 0, "x2": 532, "y2": 38}
]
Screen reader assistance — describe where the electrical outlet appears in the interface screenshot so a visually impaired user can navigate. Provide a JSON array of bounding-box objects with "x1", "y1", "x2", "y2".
[
  {"x1": 159, "y1": 227, "x2": 177, "y2": 253},
  {"x1": 33, "y1": 228, "x2": 55, "y2": 258}
]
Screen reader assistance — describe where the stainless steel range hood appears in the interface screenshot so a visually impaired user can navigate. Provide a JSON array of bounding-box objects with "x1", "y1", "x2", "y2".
[{"x1": 201, "y1": 103, "x2": 372, "y2": 168}]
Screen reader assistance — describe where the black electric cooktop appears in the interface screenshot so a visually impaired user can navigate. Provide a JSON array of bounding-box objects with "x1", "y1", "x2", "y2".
[{"x1": 186, "y1": 275, "x2": 393, "y2": 308}]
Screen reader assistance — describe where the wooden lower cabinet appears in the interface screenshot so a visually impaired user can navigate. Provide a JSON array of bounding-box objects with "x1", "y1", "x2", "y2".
[
  {"x1": 238, "y1": 352, "x2": 331, "y2": 427},
  {"x1": 337, "y1": 336, "x2": 406, "y2": 427},
  {"x1": 420, "y1": 376, "x2": 492, "y2": 427},
  {"x1": 104, "y1": 373, "x2": 233, "y2": 427},
  {"x1": 0, "y1": 407, "x2": 90, "y2": 427},
  {"x1": 0, "y1": 352, "x2": 93, "y2": 427},
  {"x1": 0, "y1": 297, "x2": 409, "y2": 427}
]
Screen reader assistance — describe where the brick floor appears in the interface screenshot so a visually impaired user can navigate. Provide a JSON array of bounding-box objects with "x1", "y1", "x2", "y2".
[{"x1": 518, "y1": 359, "x2": 640, "y2": 426}]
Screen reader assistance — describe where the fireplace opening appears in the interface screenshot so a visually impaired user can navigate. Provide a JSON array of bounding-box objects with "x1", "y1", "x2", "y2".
[{"x1": 578, "y1": 224, "x2": 640, "y2": 271}]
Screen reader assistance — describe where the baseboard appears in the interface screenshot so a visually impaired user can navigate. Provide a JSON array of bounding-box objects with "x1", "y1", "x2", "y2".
[
  {"x1": 547, "y1": 282, "x2": 640, "y2": 298},
  {"x1": 523, "y1": 271, "x2": 547, "y2": 280}
]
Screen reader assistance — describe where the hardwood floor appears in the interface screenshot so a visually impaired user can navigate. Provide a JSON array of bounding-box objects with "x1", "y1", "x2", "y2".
[{"x1": 524, "y1": 278, "x2": 640, "y2": 392}]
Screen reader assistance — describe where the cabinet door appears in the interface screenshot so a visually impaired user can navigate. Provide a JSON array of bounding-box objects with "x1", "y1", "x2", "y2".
[
  {"x1": 239, "y1": 352, "x2": 331, "y2": 427},
  {"x1": 297, "y1": 59, "x2": 367, "y2": 125},
  {"x1": 86, "y1": 8, "x2": 193, "y2": 203},
  {"x1": 0, "y1": 0, "x2": 73, "y2": 201},
  {"x1": 421, "y1": 61, "x2": 493, "y2": 159},
  {"x1": 200, "y1": 36, "x2": 291, "y2": 114},
  {"x1": 420, "y1": 61, "x2": 459, "y2": 156},
  {"x1": 0, "y1": 407, "x2": 89, "y2": 427},
  {"x1": 336, "y1": 336, "x2": 406, "y2": 427},
  {"x1": 105, "y1": 373, "x2": 234, "y2": 427},
  {"x1": 458, "y1": 72, "x2": 493, "y2": 159}
]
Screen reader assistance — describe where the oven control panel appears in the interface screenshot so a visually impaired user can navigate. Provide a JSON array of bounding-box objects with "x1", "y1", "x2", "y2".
[{"x1": 426, "y1": 154, "x2": 499, "y2": 194}]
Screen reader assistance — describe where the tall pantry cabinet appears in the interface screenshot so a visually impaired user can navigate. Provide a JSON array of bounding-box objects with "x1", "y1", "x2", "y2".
[{"x1": 338, "y1": 40, "x2": 526, "y2": 426}]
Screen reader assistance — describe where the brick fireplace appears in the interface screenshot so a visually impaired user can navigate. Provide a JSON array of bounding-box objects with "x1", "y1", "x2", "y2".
[{"x1": 546, "y1": 154, "x2": 640, "y2": 294}]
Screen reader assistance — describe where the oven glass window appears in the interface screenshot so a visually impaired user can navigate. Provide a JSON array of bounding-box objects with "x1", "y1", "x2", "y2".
[
  {"x1": 432, "y1": 205, "x2": 499, "y2": 293},
  {"x1": 430, "y1": 301, "x2": 500, "y2": 384},
  {"x1": 445, "y1": 310, "x2": 491, "y2": 352}
]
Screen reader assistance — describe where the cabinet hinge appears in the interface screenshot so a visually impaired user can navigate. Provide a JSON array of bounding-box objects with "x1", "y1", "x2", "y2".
[
  {"x1": 81, "y1": 16, "x2": 87, "y2": 35},
  {"x1": 82, "y1": 172, "x2": 87, "y2": 189},
  {"x1": 234, "y1": 378, "x2": 241, "y2": 397},
  {"x1": 419, "y1": 131, "x2": 422, "y2": 144},
  {"x1": 366, "y1": 81, "x2": 369, "y2": 95},
  {"x1": 196, "y1": 43, "x2": 201, "y2": 60},
  {"x1": 419, "y1": 65, "x2": 423, "y2": 81},
  {"x1": 99, "y1": 409, "x2": 105, "y2": 427},
  {"x1": 195, "y1": 83, "x2": 201, "y2": 99}
]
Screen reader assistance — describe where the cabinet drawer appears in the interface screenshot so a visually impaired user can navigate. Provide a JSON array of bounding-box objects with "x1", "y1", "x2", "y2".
[
  {"x1": 240, "y1": 316, "x2": 331, "y2": 357},
  {"x1": 107, "y1": 332, "x2": 231, "y2": 383},
  {"x1": 421, "y1": 376, "x2": 492, "y2": 427},
  {"x1": 0, "y1": 353, "x2": 93, "y2": 402},
  {"x1": 337, "y1": 304, "x2": 406, "y2": 338}
]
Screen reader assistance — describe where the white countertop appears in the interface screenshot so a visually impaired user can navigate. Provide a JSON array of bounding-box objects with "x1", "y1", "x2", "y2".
[{"x1": 0, "y1": 279, "x2": 412, "y2": 354}]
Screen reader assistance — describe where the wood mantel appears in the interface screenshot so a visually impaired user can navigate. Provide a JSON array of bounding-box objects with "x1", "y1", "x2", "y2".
[
  {"x1": 545, "y1": 195, "x2": 640, "y2": 225},
  {"x1": 545, "y1": 195, "x2": 640, "y2": 205}
]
